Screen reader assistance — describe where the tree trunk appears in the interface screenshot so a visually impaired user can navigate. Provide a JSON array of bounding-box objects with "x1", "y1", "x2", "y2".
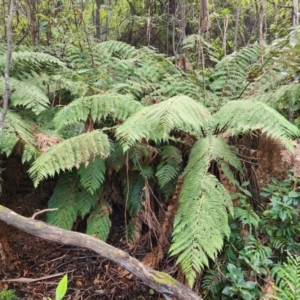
[
  {"x1": 0, "y1": 0, "x2": 13, "y2": 131},
  {"x1": 293, "y1": 0, "x2": 299, "y2": 26},
  {"x1": 0, "y1": 206, "x2": 202, "y2": 300},
  {"x1": 199, "y1": 0, "x2": 211, "y2": 34},
  {"x1": 95, "y1": 0, "x2": 102, "y2": 40},
  {"x1": 233, "y1": 0, "x2": 241, "y2": 51}
]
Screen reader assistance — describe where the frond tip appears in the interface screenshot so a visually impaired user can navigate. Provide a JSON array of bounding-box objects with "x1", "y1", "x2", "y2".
[{"x1": 29, "y1": 130, "x2": 110, "y2": 187}]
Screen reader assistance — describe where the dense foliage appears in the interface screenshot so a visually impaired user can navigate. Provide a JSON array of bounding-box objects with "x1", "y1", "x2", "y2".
[{"x1": 1, "y1": 0, "x2": 300, "y2": 298}]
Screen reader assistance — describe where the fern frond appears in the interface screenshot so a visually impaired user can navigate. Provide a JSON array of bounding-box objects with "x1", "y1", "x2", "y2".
[
  {"x1": 170, "y1": 174, "x2": 232, "y2": 287},
  {"x1": 210, "y1": 43, "x2": 261, "y2": 99},
  {"x1": 8, "y1": 78, "x2": 50, "y2": 114},
  {"x1": 271, "y1": 254, "x2": 300, "y2": 299},
  {"x1": 0, "y1": 109, "x2": 36, "y2": 156},
  {"x1": 156, "y1": 146, "x2": 182, "y2": 198},
  {"x1": 78, "y1": 156, "x2": 106, "y2": 194},
  {"x1": 75, "y1": 190, "x2": 98, "y2": 218},
  {"x1": 234, "y1": 205, "x2": 260, "y2": 230},
  {"x1": 53, "y1": 93, "x2": 142, "y2": 130},
  {"x1": 47, "y1": 172, "x2": 79, "y2": 230},
  {"x1": 214, "y1": 100, "x2": 300, "y2": 151},
  {"x1": 29, "y1": 130, "x2": 110, "y2": 187},
  {"x1": 86, "y1": 200, "x2": 112, "y2": 241},
  {"x1": 106, "y1": 142, "x2": 126, "y2": 172},
  {"x1": 169, "y1": 135, "x2": 238, "y2": 286},
  {"x1": 123, "y1": 173, "x2": 146, "y2": 217},
  {"x1": 8, "y1": 51, "x2": 67, "y2": 77},
  {"x1": 116, "y1": 95, "x2": 211, "y2": 150}
]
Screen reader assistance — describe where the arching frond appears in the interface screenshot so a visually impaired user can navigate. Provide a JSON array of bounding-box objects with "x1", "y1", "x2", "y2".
[
  {"x1": 209, "y1": 43, "x2": 261, "y2": 100},
  {"x1": 8, "y1": 51, "x2": 67, "y2": 77},
  {"x1": 29, "y1": 130, "x2": 110, "y2": 187},
  {"x1": 53, "y1": 93, "x2": 142, "y2": 130},
  {"x1": 116, "y1": 95, "x2": 211, "y2": 150},
  {"x1": 170, "y1": 135, "x2": 237, "y2": 286},
  {"x1": 9, "y1": 78, "x2": 50, "y2": 114},
  {"x1": 214, "y1": 100, "x2": 300, "y2": 150},
  {"x1": 170, "y1": 174, "x2": 232, "y2": 287}
]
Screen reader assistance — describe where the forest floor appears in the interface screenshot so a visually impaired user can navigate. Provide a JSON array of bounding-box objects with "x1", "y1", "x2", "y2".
[{"x1": 0, "y1": 157, "x2": 167, "y2": 300}]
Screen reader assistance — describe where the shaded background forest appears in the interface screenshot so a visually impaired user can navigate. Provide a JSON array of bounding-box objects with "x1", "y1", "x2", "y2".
[{"x1": 1, "y1": 0, "x2": 300, "y2": 300}]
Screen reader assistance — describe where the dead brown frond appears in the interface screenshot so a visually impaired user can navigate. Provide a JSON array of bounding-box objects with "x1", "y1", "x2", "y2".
[
  {"x1": 33, "y1": 132, "x2": 61, "y2": 153},
  {"x1": 281, "y1": 140, "x2": 300, "y2": 178}
]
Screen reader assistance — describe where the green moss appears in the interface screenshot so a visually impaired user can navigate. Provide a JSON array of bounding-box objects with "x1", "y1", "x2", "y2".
[
  {"x1": 34, "y1": 222, "x2": 42, "y2": 228},
  {"x1": 0, "y1": 205, "x2": 4, "y2": 210},
  {"x1": 152, "y1": 271, "x2": 178, "y2": 285}
]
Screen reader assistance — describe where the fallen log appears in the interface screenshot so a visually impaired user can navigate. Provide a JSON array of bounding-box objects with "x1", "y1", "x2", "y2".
[{"x1": 0, "y1": 205, "x2": 202, "y2": 300}]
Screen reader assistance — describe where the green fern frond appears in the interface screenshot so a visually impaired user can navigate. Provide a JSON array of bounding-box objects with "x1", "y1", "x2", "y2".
[
  {"x1": 75, "y1": 190, "x2": 98, "y2": 219},
  {"x1": 8, "y1": 78, "x2": 50, "y2": 114},
  {"x1": 106, "y1": 142, "x2": 126, "y2": 172},
  {"x1": 86, "y1": 200, "x2": 112, "y2": 241},
  {"x1": 47, "y1": 172, "x2": 79, "y2": 230},
  {"x1": 29, "y1": 130, "x2": 110, "y2": 187},
  {"x1": 116, "y1": 95, "x2": 211, "y2": 150},
  {"x1": 210, "y1": 43, "x2": 261, "y2": 99},
  {"x1": 0, "y1": 109, "x2": 36, "y2": 156},
  {"x1": 78, "y1": 156, "x2": 106, "y2": 194},
  {"x1": 202, "y1": 269, "x2": 223, "y2": 297},
  {"x1": 53, "y1": 93, "x2": 142, "y2": 130},
  {"x1": 169, "y1": 135, "x2": 238, "y2": 286},
  {"x1": 123, "y1": 173, "x2": 146, "y2": 217},
  {"x1": 234, "y1": 205, "x2": 260, "y2": 230},
  {"x1": 8, "y1": 51, "x2": 67, "y2": 77},
  {"x1": 99, "y1": 40, "x2": 138, "y2": 59},
  {"x1": 22, "y1": 144, "x2": 39, "y2": 163},
  {"x1": 271, "y1": 254, "x2": 300, "y2": 300},
  {"x1": 214, "y1": 100, "x2": 300, "y2": 151},
  {"x1": 170, "y1": 174, "x2": 233, "y2": 287},
  {"x1": 156, "y1": 146, "x2": 182, "y2": 198}
]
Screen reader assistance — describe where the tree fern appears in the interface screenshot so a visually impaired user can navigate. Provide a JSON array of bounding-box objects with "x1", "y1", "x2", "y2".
[
  {"x1": 234, "y1": 205, "x2": 260, "y2": 233},
  {"x1": 116, "y1": 95, "x2": 211, "y2": 150},
  {"x1": 53, "y1": 93, "x2": 142, "y2": 130},
  {"x1": 29, "y1": 130, "x2": 110, "y2": 187}
]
